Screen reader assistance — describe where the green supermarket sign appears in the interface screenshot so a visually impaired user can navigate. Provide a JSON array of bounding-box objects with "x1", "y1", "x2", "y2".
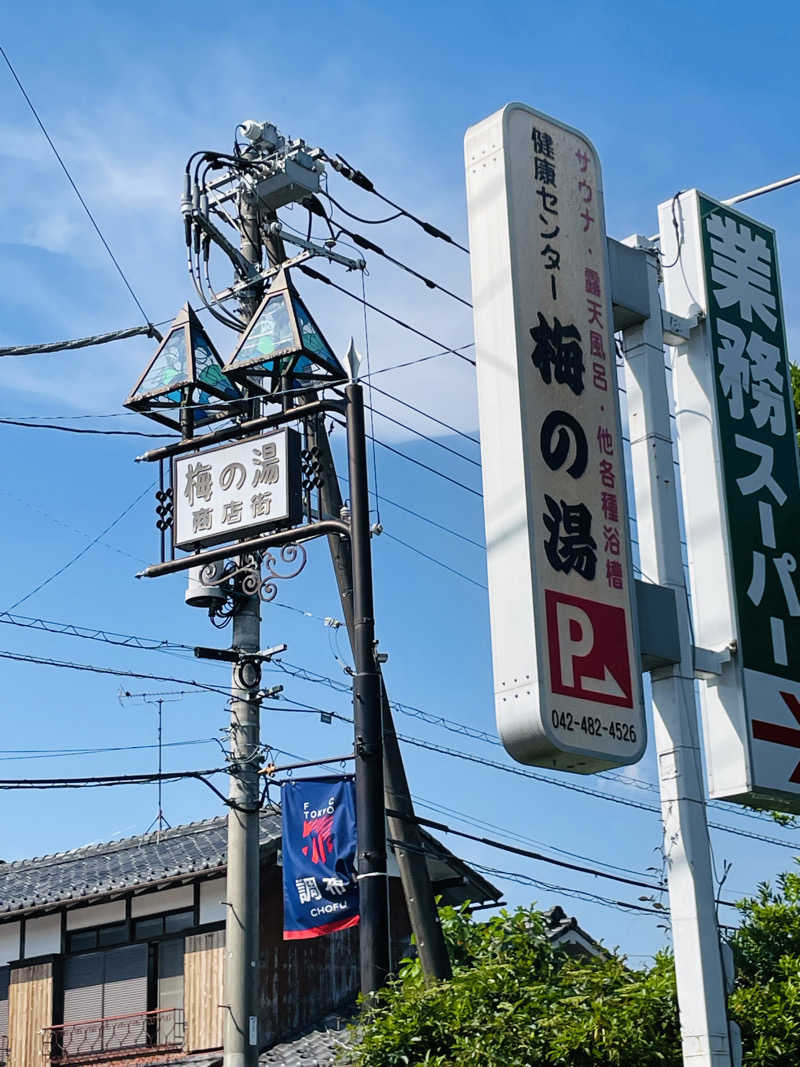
[{"x1": 699, "y1": 195, "x2": 800, "y2": 679}]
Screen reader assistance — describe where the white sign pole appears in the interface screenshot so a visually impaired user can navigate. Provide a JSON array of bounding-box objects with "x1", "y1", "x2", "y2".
[
  {"x1": 621, "y1": 238, "x2": 733, "y2": 1067},
  {"x1": 465, "y1": 103, "x2": 645, "y2": 773}
]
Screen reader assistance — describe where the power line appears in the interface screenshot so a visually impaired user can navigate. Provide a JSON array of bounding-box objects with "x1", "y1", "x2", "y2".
[
  {"x1": 0, "y1": 417, "x2": 172, "y2": 438},
  {"x1": 390, "y1": 808, "x2": 665, "y2": 895},
  {"x1": 0, "y1": 323, "x2": 161, "y2": 359},
  {"x1": 465, "y1": 859, "x2": 665, "y2": 918},
  {"x1": 413, "y1": 795, "x2": 655, "y2": 880},
  {"x1": 299, "y1": 264, "x2": 476, "y2": 367},
  {"x1": 0, "y1": 611, "x2": 187, "y2": 651},
  {"x1": 324, "y1": 154, "x2": 470, "y2": 253},
  {"x1": 0, "y1": 767, "x2": 225, "y2": 791},
  {"x1": 6, "y1": 483, "x2": 155, "y2": 612},
  {"x1": 324, "y1": 213, "x2": 472, "y2": 307},
  {"x1": 367, "y1": 381, "x2": 480, "y2": 447},
  {"x1": 363, "y1": 344, "x2": 476, "y2": 379},
  {"x1": 381, "y1": 532, "x2": 487, "y2": 590},
  {"x1": 363, "y1": 427, "x2": 483, "y2": 498},
  {"x1": 1, "y1": 609, "x2": 790, "y2": 842},
  {"x1": 0, "y1": 737, "x2": 216, "y2": 762},
  {"x1": 0, "y1": 45, "x2": 154, "y2": 329},
  {"x1": 367, "y1": 403, "x2": 482, "y2": 469},
  {"x1": 392, "y1": 731, "x2": 800, "y2": 851},
  {"x1": 0, "y1": 648, "x2": 230, "y2": 695}
]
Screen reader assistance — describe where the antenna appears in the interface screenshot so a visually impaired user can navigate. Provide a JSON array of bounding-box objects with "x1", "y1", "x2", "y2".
[{"x1": 118, "y1": 688, "x2": 184, "y2": 838}]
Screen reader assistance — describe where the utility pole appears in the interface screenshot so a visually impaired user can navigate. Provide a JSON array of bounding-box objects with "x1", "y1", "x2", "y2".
[
  {"x1": 345, "y1": 381, "x2": 390, "y2": 993},
  {"x1": 223, "y1": 182, "x2": 264, "y2": 1067},
  {"x1": 312, "y1": 420, "x2": 452, "y2": 981},
  {"x1": 621, "y1": 237, "x2": 733, "y2": 1067}
]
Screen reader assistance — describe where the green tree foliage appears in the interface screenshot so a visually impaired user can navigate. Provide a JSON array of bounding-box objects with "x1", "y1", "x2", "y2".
[
  {"x1": 349, "y1": 904, "x2": 681, "y2": 1066},
  {"x1": 791, "y1": 362, "x2": 800, "y2": 444},
  {"x1": 348, "y1": 877, "x2": 800, "y2": 1066},
  {"x1": 729, "y1": 871, "x2": 800, "y2": 1067}
]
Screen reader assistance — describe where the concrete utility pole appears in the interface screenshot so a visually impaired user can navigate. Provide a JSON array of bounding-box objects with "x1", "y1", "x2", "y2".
[
  {"x1": 621, "y1": 237, "x2": 733, "y2": 1067},
  {"x1": 223, "y1": 184, "x2": 265, "y2": 1067}
]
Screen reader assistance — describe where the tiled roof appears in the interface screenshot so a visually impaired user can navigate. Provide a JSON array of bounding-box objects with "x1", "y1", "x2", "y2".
[
  {"x1": 0, "y1": 811, "x2": 282, "y2": 916},
  {"x1": 0, "y1": 809, "x2": 500, "y2": 919},
  {"x1": 259, "y1": 1013, "x2": 354, "y2": 1066}
]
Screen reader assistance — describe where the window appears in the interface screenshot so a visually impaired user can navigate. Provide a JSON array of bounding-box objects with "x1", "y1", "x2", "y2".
[
  {"x1": 98, "y1": 923, "x2": 128, "y2": 948},
  {"x1": 66, "y1": 929, "x2": 97, "y2": 953},
  {"x1": 164, "y1": 910, "x2": 194, "y2": 935},
  {"x1": 133, "y1": 909, "x2": 193, "y2": 941}
]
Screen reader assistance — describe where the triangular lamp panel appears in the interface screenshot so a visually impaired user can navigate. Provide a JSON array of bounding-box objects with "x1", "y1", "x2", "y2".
[
  {"x1": 131, "y1": 326, "x2": 189, "y2": 403},
  {"x1": 228, "y1": 290, "x2": 296, "y2": 373}
]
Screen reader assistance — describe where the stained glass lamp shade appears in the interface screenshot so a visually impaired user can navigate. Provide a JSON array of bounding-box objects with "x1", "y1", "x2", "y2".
[
  {"x1": 124, "y1": 304, "x2": 243, "y2": 431},
  {"x1": 223, "y1": 268, "x2": 345, "y2": 393}
]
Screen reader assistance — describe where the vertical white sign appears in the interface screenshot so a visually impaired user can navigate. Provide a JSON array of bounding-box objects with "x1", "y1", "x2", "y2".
[
  {"x1": 661, "y1": 190, "x2": 800, "y2": 810},
  {"x1": 465, "y1": 103, "x2": 644, "y2": 773}
]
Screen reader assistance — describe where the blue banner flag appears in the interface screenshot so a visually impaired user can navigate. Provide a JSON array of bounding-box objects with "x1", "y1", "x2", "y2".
[{"x1": 281, "y1": 776, "x2": 359, "y2": 940}]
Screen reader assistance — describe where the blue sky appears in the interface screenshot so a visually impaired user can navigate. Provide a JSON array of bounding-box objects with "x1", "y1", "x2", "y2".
[{"x1": 1, "y1": 0, "x2": 800, "y2": 963}]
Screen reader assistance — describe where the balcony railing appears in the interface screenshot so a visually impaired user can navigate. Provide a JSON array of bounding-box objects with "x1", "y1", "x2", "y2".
[
  {"x1": 0, "y1": 1034, "x2": 9, "y2": 1066},
  {"x1": 43, "y1": 1007, "x2": 185, "y2": 1064}
]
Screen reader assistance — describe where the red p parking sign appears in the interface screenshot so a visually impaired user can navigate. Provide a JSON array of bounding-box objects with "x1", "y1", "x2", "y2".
[{"x1": 545, "y1": 590, "x2": 633, "y2": 709}]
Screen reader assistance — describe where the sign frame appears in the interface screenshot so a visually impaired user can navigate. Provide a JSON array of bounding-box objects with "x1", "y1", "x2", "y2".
[
  {"x1": 465, "y1": 102, "x2": 645, "y2": 773},
  {"x1": 172, "y1": 427, "x2": 302, "y2": 552},
  {"x1": 660, "y1": 189, "x2": 800, "y2": 811}
]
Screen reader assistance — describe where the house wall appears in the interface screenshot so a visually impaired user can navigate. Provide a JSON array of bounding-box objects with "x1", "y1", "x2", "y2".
[
  {"x1": 23, "y1": 916, "x2": 60, "y2": 959},
  {"x1": 256, "y1": 864, "x2": 413, "y2": 1047},
  {"x1": 66, "y1": 901, "x2": 124, "y2": 930},
  {"x1": 0, "y1": 926, "x2": 21, "y2": 967},
  {"x1": 8, "y1": 961, "x2": 52, "y2": 1067},
  {"x1": 184, "y1": 928, "x2": 224, "y2": 1053}
]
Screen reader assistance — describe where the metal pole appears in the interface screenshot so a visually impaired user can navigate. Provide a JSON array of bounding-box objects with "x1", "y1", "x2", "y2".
[
  {"x1": 223, "y1": 182, "x2": 264, "y2": 1067},
  {"x1": 346, "y1": 382, "x2": 390, "y2": 994},
  {"x1": 156, "y1": 700, "x2": 164, "y2": 832},
  {"x1": 621, "y1": 237, "x2": 732, "y2": 1067},
  {"x1": 311, "y1": 416, "x2": 452, "y2": 981}
]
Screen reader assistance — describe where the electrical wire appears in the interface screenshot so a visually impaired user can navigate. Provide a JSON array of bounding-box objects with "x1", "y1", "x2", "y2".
[
  {"x1": 0, "y1": 608, "x2": 792, "y2": 841},
  {"x1": 322, "y1": 191, "x2": 403, "y2": 226},
  {"x1": 5, "y1": 483, "x2": 155, "y2": 612},
  {"x1": 0, "y1": 738, "x2": 216, "y2": 762},
  {"x1": 0, "y1": 324, "x2": 161, "y2": 358},
  {"x1": 0, "y1": 45, "x2": 154, "y2": 330},
  {"x1": 381, "y1": 531, "x2": 487, "y2": 590},
  {"x1": 298, "y1": 264, "x2": 476, "y2": 367},
  {"x1": 321, "y1": 212, "x2": 472, "y2": 308},
  {"x1": 367, "y1": 382, "x2": 480, "y2": 446},
  {"x1": 361, "y1": 344, "x2": 476, "y2": 378},
  {"x1": 358, "y1": 426, "x2": 483, "y2": 498},
  {"x1": 367, "y1": 403, "x2": 482, "y2": 469},
  {"x1": 394, "y1": 808, "x2": 733, "y2": 909},
  {"x1": 323, "y1": 153, "x2": 469, "y2": 253},
  {"x1": 391, "y1": 730, "x2": 800, "y2": 851},
  {"x1": 0, "y1": 648, "x2": 231, "y2": 695},
  {"x1": 0, "y1": 417, "x2": 173, "y2": 439}
]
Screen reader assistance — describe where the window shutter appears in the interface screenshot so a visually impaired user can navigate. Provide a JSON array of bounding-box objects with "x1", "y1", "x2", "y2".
[
  {"x1": 63, "y1": 953, "x2": 103, "y2": 1056},
  {"x1": 156, "y1": 938, "x2": 184, "y2": 1045},
  {"x1": 0, "y1": 966, "x2": 9, "y2": 1040},
  {"x1": 102, "y1": 944, "x2": 147, "y2": 1050}
]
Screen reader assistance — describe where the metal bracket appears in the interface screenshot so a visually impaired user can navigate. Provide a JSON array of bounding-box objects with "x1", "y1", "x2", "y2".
[
  {"x1": 693, "y1": 646, "x2": 732, "y2": 680},
  {"x1": 266, "y1": 222, "x2": 366, "y2": 271},
  {"x1": 662, "y1": 307, "x2": 702, "y2": 346}
]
